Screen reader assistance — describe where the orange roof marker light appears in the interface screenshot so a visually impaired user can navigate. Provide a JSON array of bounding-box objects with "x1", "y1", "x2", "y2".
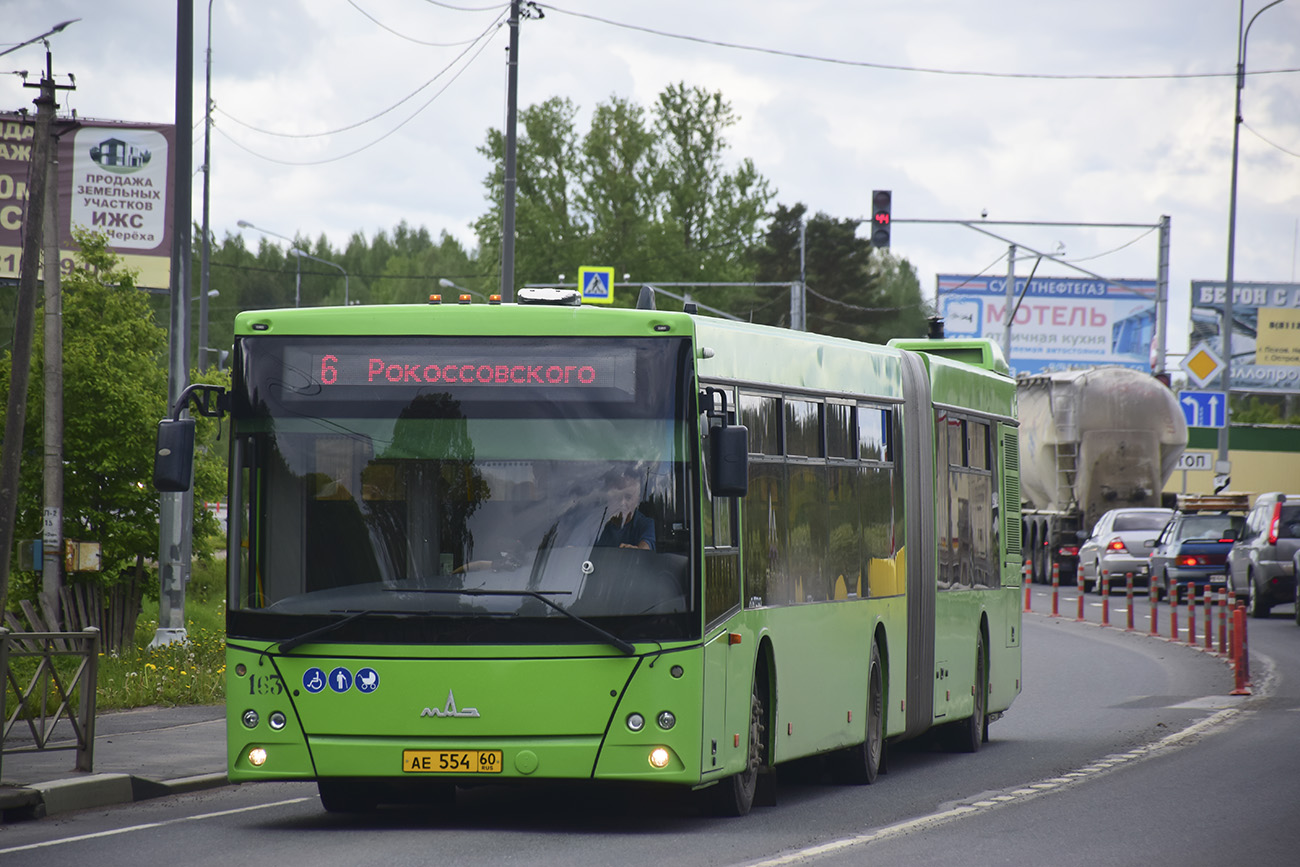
[{"x1": 427, "y1": 294, "x2": 442, "y2": 305}]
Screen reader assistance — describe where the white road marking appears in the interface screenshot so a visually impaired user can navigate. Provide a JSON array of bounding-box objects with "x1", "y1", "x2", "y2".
[
  {"x1": 741, "y1": 706, "x2": 1246, "y2": 867},
  {"x1": 0, "y1": 798, "x2": 312, "y2": 855}
]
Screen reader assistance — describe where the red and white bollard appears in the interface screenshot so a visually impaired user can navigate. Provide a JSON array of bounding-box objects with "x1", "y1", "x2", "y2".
[
  {"x1": 1149, "y1": 578, "x2": 1159, "y2": 635},
  {"x1": 1204, "y1": 585, "x2": 1214, "y2": 651},
  {"x1": 1125, "y1": 572, "x2": 1135, "y2": 631},
  {"x1": 1230, "y1": 604, "x2": 1251, "y2": 695},
  {"x1": 1218, "y1": 589, "x2": 1229, "y2": 655},
  {"x1": 1076, "y1": 579, "x2": 1086, "y2": 622},
  {"x1": 1186, "y1": 583, "x2": 1197, "y2": 646},
  {"x1": 1170, "y1": 583, "x2": 1180, "y2": 641},
  {"x1": 1101, "y1": 577, "x2": 1111, "y2": 627},
  {"x1": 1051, "y1": 562, "x2": 1061, "y2": 618}
]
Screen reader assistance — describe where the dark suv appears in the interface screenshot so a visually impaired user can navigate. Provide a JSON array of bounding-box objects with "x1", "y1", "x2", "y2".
[
  {"x1": 1226, "y1": 493, "x2": 1300, "y2": 618},
  {"x1": 1149, "y1": 506, "x2": 1245, "y2": 604}
]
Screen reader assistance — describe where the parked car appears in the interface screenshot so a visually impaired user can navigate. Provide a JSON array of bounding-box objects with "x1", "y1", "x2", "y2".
[
  {"x1": 1148, "y1": 498, "x2": 1246, "y2": 604},
  {"x1": 1077, "y1": 507, "x2": 1174, "y2": 594},
  {"x1": 1226, "y1": 492, "x2": 1300, "y2": 618}
]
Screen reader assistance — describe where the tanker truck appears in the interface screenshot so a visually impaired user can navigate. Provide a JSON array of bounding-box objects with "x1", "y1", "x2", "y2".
[{"x1": 1018, "y1": 366, "x2": 1187, "y2": 586}]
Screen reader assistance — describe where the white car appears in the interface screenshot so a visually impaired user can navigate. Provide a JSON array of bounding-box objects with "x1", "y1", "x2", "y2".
[{"x1": 1077, "y1": 508, "x2": 1174, "y2": 594}]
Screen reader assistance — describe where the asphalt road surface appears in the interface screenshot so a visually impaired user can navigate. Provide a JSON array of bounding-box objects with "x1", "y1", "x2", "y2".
[{"x1": 3, "y1": 607, "x2": 1292, "y2": 866}]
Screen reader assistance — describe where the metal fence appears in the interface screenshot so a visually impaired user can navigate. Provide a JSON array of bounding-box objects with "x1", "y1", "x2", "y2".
[{"x1": 0, "y1": 627, "x2": 100, "y2": 781}]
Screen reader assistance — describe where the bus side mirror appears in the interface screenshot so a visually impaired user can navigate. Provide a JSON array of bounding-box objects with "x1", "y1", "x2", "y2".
[
  {"x1": 154, "y1": 418, "x2": 196, "y2": 492},
  {"x1": 710, "y1": 424, "x2": 749, "y2": 497}
]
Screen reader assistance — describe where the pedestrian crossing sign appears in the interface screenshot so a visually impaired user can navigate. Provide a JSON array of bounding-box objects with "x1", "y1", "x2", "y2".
[{"x1": 578, "y1": 266, "x2": 615, "y2": 305}]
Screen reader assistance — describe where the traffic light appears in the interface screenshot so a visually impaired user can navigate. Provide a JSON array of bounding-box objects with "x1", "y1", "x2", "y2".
[{"x1": 871, "y1": 190, "x2": 891, "y2": 248}]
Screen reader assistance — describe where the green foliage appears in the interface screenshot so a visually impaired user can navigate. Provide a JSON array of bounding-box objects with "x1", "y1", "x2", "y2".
[
  {"x1": 1, "y1": 230, "x2": 178, "y2": 598},
  {"x1": 1230, "y1": 394, "x2": 1300, "y2": 425},
  {"x1": 475, "y1": 83, "x2": 774, "y2": 294},
  {"x1": 94, "y1": 556, "x2": 227, "y2": 709},
  {"x1": 749, "y1": 203, "x2": 931, "y2": 344}
]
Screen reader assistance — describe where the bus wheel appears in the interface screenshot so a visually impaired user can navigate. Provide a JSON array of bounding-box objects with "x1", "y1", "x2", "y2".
[
  {"x1": 950, "y1": 632, "x2": 986, "y2": 754},
  {"x1": 834, "y1": 642, "x2": 884, "y2": 784},
  {"x1": 713, "y1": 678, "x2": 764, "y2": 816},
  {"x1": 318, "y1": 779, "x2": 378, "y2": 813}
]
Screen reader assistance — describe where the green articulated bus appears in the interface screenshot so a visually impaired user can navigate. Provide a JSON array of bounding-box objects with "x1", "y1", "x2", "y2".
[{"x1": 155, "y1": 287, "x2": 1022, "y2": 816}]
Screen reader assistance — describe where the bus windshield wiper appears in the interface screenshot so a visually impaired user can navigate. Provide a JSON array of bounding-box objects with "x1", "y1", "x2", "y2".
[
  {"x1": 277, "y1": 609, "x2": 377, "y2": 653},
  {"x1": 394, "y1": 587, "x2": 636, "y2": 655}
]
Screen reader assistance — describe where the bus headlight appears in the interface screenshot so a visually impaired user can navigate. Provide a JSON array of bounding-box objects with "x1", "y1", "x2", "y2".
[
  {"x1": 241, "y1": 709, "x2": 259, "y2": 729},
  {"x1": 627, "y1": 713, "x2": 645, "y2": 732},
  {"x1": 269, "y1": 711, "x2": 287, "y2": 731},
  {"x1": 657, "y1": 710, "x2": 676, "y2": 730},
  {"x1": 248, "y1": 747, "x2": 268, "y2": 767},
  {"x1": 648, "y1": 747, "x2": 671, "y2": 769}
]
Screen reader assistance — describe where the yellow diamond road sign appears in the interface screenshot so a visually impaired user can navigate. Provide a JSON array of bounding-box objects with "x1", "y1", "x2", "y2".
[{"x1": 1181, "y1": 341, "x2": 1224, "y2": 388}]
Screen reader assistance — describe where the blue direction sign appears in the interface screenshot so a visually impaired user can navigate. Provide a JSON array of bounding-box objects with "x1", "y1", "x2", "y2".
[{"x1": 1178, "y1": 390, "x2": 1226, "y2": 429}]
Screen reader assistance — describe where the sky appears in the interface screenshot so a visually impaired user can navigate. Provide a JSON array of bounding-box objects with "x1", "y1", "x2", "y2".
[{"x1": 3, "y1": 0, "x2": 1299, "y2": 361}]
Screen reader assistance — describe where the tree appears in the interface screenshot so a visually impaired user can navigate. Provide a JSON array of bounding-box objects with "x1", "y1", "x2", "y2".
[
  {"x1": 750, "y1": 203, "x2": 931, "y2": 344},
  {"x1": 0, "y1": 229, "x2": 222, "y2": 618},
  {"x1": 650, "y1": 84, "x2": 772, "y2": 281},
  {"x1": 476, "y1": 97, "x2": 590, "y2": 290},
  {"x1": 476, "y1": 84, "x2": 774, "y2": 295}
]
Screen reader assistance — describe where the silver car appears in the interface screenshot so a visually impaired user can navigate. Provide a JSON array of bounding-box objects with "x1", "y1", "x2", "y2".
[
  {"x1": 1226, "y1": 493, "x2": 1300, "y2": 618},
  {"x1": 1077, "y1": 507, "x2": 1174, "y2": 594}
]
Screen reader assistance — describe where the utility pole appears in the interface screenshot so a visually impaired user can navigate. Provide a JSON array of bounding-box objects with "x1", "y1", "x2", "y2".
[
  {"x1": 790, "y1": 219, "x2": 806, "y2": 330},
  {"x1": 0, "y1": 29, "x2": 75, "y2": 617},
  {"x1": 153, "y1": 0, "x2": 194, "y2": 647},
  {"x1": 0, "y1": 63, "x2": 55, "y2": 618},
  {"x1": 41, "y1": 58, "x2": 75, "y2": 629},
  {"x1": 500, "y1": 0, "x2": 520, "y2": 303},
  {"x1": 1004, "y1": 244, "x2": 1016, "y2": 361},
  {"x1": 1154, "y1": 215, "x2": 1171, "y2": 377},
  {"x1": 199, "y1": 0, "x2": 214, "y2": 370}
]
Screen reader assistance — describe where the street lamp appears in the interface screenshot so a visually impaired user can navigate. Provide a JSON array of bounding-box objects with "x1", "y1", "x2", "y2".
[
  {"x1": 1220, "y1": 0, "x2": 1288, "y2": 477},
  {"x1": 238, "y1": 219, "x2": 302, "y2": 307},
  {"x1": 292, "y1": 248, "x2": 349, "y2": 306},
  {"x1": 438, "y1": 277, "x2": 487, "y2": 301}
]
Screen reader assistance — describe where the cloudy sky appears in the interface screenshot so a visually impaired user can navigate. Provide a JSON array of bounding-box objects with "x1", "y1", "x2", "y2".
[{"x1": 3, "y1": 0, "x2": 1299, "y2": 358}]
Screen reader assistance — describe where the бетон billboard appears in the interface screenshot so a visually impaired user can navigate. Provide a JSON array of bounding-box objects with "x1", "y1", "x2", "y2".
[
  {"x1": 936, "y1": 274, "x2": 1157, "y2": 375},
  {"x1": 0, "y1": 113, "x2": 174, "y2": 289},
  {"x1": 1191, "y1": 280, "x2": 1300, "y2": 395}
]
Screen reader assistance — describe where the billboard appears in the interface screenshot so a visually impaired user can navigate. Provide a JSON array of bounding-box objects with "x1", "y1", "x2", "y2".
[
  {"x1": 1190, "y1": 280, "x2": 1300, "y2": 394},
  {"x1": 936, "y1": 274, "x2": 1157, "y2": 375},
  {"x1": 0, "y1": 113, "x2": 175, "y2": 289}
]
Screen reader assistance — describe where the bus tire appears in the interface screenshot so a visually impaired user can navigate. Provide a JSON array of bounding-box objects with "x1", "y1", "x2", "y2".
[
  {"x1": 834, "y1": 642, "x2": 884, "y2": 784},
  {"x1": 950, "y1": 631, "x2": 987, "y2": 754},
  {"x1": 712, "y1": 676, "x2": 764, "y2": 816}
]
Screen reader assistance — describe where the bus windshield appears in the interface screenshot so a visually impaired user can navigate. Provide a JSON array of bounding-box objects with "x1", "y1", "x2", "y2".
[{"x1": 227, "y1": 335, "x2": 698, "y2": 645}]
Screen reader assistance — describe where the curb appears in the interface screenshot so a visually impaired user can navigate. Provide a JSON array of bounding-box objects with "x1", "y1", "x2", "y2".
[{"x1": 0, "y1": 772, "x2": 230, "y2": 822}]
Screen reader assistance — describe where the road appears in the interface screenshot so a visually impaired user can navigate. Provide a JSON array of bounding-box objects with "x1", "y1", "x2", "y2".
[{"x1": 2, "y1": 605, "x2": 1295, "y2": 866}]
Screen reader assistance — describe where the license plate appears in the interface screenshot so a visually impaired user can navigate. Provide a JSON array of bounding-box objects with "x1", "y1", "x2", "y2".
[{"x1": 403, "y1": 749, "x2": 502, "y2": 774}]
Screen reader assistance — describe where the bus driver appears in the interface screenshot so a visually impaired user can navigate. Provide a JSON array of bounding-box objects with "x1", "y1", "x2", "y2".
[{"x1": 594, "y1": 467, "x2": 656, "y2": 551}]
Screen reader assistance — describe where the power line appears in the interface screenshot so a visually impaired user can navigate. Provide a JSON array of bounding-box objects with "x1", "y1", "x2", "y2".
[
  {"x1": 212, "y1": 26, "x2": 502, "y2": 166},
  {"x1": 1063, "y1": 226, "x2": 1159, "y2": 264},
  {"x1": 804, "y1": 283, "x2": 926, "y2": 314},
  {"x1": 347, "y1": 0, "x2": 496, "y2": 46},
  {"x1": 1243, "y1": 118, "x2": 1300, "y2": 159},
  {"x1": 420, "y1": 0, "x2": 509, "y2": 11},
  {"x1": 216, "y1": 10, "x2": 506, "y2": 140},
  {"x1": 536, "y1": 3, "x2": 1300, "y2": 82}
]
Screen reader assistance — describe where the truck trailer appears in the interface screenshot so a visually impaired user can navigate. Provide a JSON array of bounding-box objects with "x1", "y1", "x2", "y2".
[{"x1": 1018, "y1": 366, "x2": 1187, "y2": 585}]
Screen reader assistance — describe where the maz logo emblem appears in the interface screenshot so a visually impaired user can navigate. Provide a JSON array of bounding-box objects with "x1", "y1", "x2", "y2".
[{"x1": 420, "y1": 690, "x2": 481, "y2": 718}]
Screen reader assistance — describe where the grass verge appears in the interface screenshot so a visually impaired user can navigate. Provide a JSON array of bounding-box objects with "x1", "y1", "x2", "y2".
[{"x1": 95, "y1": 557, "x2": 227, "y2": 711}]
